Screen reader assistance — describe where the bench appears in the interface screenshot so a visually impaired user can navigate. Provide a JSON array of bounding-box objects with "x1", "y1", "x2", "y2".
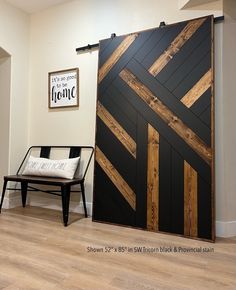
[{"x1": 0, "y1": 146, "x2": 94, "y2": 226}]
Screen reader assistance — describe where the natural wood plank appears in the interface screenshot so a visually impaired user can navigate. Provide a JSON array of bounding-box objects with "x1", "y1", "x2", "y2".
[
  {"x1": 95, "y1": 146, "x2": 136, "y2": 210},
  {"x1": 149, "y1": 18, "x2": 206, "y2": 76},
  {"x1": 98, "y1": 34, "x2": 138, "y2": 83},
  {"x1": 0, "y1": 207, "x2": 236, "y2": 290},
  {"x1": 147, "y1": 124, "x2": 159, "y2": 232},
  {"x1": 97, "y1": 101, "x2": 136, "y2": 158},
  {"x1": 120, "y1": 69, "x2": 212, "y2": 165},
  {"x1": 181, "y1": 69, "x2": 212, "y2": 108},
  {"x1": 184, "y1": 161, "x2": 198, "y2": 237}
]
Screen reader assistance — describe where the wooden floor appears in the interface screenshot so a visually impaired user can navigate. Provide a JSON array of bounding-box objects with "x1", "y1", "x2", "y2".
[{"x1": 0, "y1": 207, "x2": 236, "y2": 290}]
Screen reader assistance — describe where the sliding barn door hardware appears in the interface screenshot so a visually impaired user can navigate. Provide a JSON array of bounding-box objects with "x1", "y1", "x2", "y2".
[
  {"x1": 159, "y1": 21, "x2": 166, "y2": 27},
  {"x1": 159, "y1": 16, "x2": 224, "y2": 28},
  {"x1": 76, "y1": 16, "x2": 224, "y2": 53},
  {"x1": 76, "y1": 33, "x2": 116, "y2": 53}
]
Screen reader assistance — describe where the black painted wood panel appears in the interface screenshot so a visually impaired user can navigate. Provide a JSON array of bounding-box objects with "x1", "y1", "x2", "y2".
[
  {"x1": 156, "y1": 17, "x2": 211, "y2": 84},
  {"x1": 198, "y1": 175, "x2": 212, "y2": 240},
  {"x1": 96, "y1": 118, "x2": 136, "y2": 191},
  {"x1": 141, "y1": 22, "x2": 186, "y2": 69},
  {"x1": 113, "y1": 77, "x2": 211, "y2": 185},
  {"x1": 93, "y1": 163, "x2": 135, "y2": 226},
  {"x1": 164, "y1": 36, "x2": 211, "y2": 91},
  {"x1": 126, "y1": 59, "x2": 211, "y2": 146},
  {"x1": 191, "y1": 88, "x2": 211, "y2": 117},
  {"x1": 99, "y1": 30, "x2": 153, "y2": 95},
  {"x1": 171, "y1": 148, "x2": 184, "y2": 235},
  {"x1": 159, "y1": 136, "x2": 172, "y2": 232},
  {"x1": 93, "y1": 15, "x2": 214, "y2": 241}
]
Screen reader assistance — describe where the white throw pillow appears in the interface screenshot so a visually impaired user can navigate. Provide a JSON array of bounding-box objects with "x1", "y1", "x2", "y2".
[{"x1": 22, "y1": 155, "x2": 80, "y2": 179}]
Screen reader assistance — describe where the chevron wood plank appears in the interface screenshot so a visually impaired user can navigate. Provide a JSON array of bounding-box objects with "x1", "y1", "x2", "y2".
[
  {"x1": 148, "y1": 18, "x2": 206, "y2": 76},
  {"x1": 94, "y1": 15, "x2": 214, "y2": 241},
  {"x1": 97, "y1": 101, "x2": 136, "y2": 158},
  {"x1": 126, "y1": 58, "x2": 211, "y2": 145},
  {"x1": 113, "y1": 77, "x2": 211, "y2": 185},
  {"x1": 120, "y1": 69, "x2": 212, "y2": 165},
  {"x1": 181, "y1": 69, "x2": 212, "y2": 108},
  {"x1": 98, "y1": 34, "x2": 138, "y2": 83},
  {"x1": 95, "y1": 146, "x2": 136, "y2": 210},
  {"x1": 156, "y1": 18, "x2": 211, "y2": 85}
]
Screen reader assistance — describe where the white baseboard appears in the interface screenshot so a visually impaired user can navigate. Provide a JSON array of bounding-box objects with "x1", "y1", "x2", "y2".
[
  {"x1": 28, "y1": 195, "x2": 93, "y2": 216},
  {"x1": 216, "y1": 221, "x2": 236, "y2": 238},
  {"x1": 2, "y1": 193, "x2": 22, "y2": 209},
  {"x1": 1, "y1": 192, "x2": 92, "y2": 216},
  {"x1": 2, "y1": 193, "x2": 236, "y2": 237}
]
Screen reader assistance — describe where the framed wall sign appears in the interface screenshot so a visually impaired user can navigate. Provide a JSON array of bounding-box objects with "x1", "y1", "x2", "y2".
[{"x1": 48, "y1": 68, "x2": 79, "y2": 108}]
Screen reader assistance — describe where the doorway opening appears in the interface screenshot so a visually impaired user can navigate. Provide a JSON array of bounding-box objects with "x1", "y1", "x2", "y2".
[{"x1": 0, "y1": 47, "x2": 11, "y2": 206}]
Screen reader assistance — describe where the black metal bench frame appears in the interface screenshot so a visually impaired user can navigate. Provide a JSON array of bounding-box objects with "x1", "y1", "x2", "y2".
[{"x1": 0, "y1": 146, "x2": 94, "y2": 226}]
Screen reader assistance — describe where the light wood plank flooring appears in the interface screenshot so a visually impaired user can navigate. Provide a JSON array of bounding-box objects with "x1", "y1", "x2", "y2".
[{"x1": 0, "y1": 206, "x2": 235, "y2": 290}]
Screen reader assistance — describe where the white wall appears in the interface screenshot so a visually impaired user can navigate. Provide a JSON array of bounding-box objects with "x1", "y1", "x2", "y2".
[
  {"x1": 0, "y1": 52, "x2": 11, "y2": 191},
  {"x1": 223, "y1": 1, "x2": 236, "y2": 222},
  {"x1": 1, "y1": 0, "x2": 233, "y2": 237},
  {"x1": 210, "y1": 0, "x2": 236, "y2": 237},
  {"x1": 28, "y1": 0, "x2": 223, "y2": 213},
  {"x1": 0, "y1": 0, "x2": 30, "y2": 206}
]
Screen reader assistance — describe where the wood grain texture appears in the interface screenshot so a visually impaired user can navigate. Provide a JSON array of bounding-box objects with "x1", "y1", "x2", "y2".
[
  {"x1": 97, "y1": 101, "x2": 136, "y2": 158},
  {"x1": 94, "y1": 15, "x2": 214, "y2": 241},
  {"x1": 98, "y1": 34, "x2": 138, "y2": 83},
  {"x1": 147, "y1": 124, "x2": 159, "y2": 232},
  {"x1": 0, "y1": 207, "x2": 235, "y2": 290},
  {"x1": 149, "y1": 18, "x2": 206, "y2": 76},
  {"x1": 181, "y1": 69, "x2": 212, "y2": 108},
  {"x1": 184, "y1": 161, "x2": 198, "y2": 237},
  {"x1": 135, "y1": 115, "x2": 148, "y2": 228},
  {"x1": 120, "y1": 69, "x2": 212, "y2": 165},
  {"x1": 96, "y1": 146, "x2": 136, "y2": 210}
]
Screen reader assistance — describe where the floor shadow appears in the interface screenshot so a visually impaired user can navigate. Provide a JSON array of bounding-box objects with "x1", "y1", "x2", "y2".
[{"x1": 4, "y1": 206, "x2": 84, "y2": 225}]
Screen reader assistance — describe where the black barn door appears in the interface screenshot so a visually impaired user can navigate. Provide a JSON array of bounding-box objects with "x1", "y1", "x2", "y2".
[{"x1": 93, "y1": 15, "x2": 214, "y2": 241}]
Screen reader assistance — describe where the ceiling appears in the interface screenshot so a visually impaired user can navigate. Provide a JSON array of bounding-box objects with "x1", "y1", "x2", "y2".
[
  {"x1": 7, "y1": 0, "x2": 222, "y2": 14},
  {"x1": 180, "y1": 0, "x2": 220, "y2": 9},
  {"x1": 5, "y1": 0, "x2": 72, "y2": 14}
]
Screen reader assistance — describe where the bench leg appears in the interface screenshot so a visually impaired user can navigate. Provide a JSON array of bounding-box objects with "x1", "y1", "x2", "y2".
[
  {"x1": 61, "y1": 185, "x2": 70, "y2": 227},
  {"x1": 21, "y1": 182, "x2": 28, "y2": 208},
  {"x1": 80, "y1": 181, "x2": 88, "y2": 218},
  {"x1": 0, "y1": 180, "x2": 8, "y2": 213}
]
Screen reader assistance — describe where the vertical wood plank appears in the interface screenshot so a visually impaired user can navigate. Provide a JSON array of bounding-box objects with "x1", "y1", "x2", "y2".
[
  {"x1": 147, "y1": 124, "x2": 159, "y2": 231},
  {"x1": 135, "y1": 115, "x2": 148, "y2": 228},
  {"x1": 184, "y1": 161, "x2": 198, "y2": 237},
  {"x1": 94, "y1": 15, "x2": 214, "y2": 241}
]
